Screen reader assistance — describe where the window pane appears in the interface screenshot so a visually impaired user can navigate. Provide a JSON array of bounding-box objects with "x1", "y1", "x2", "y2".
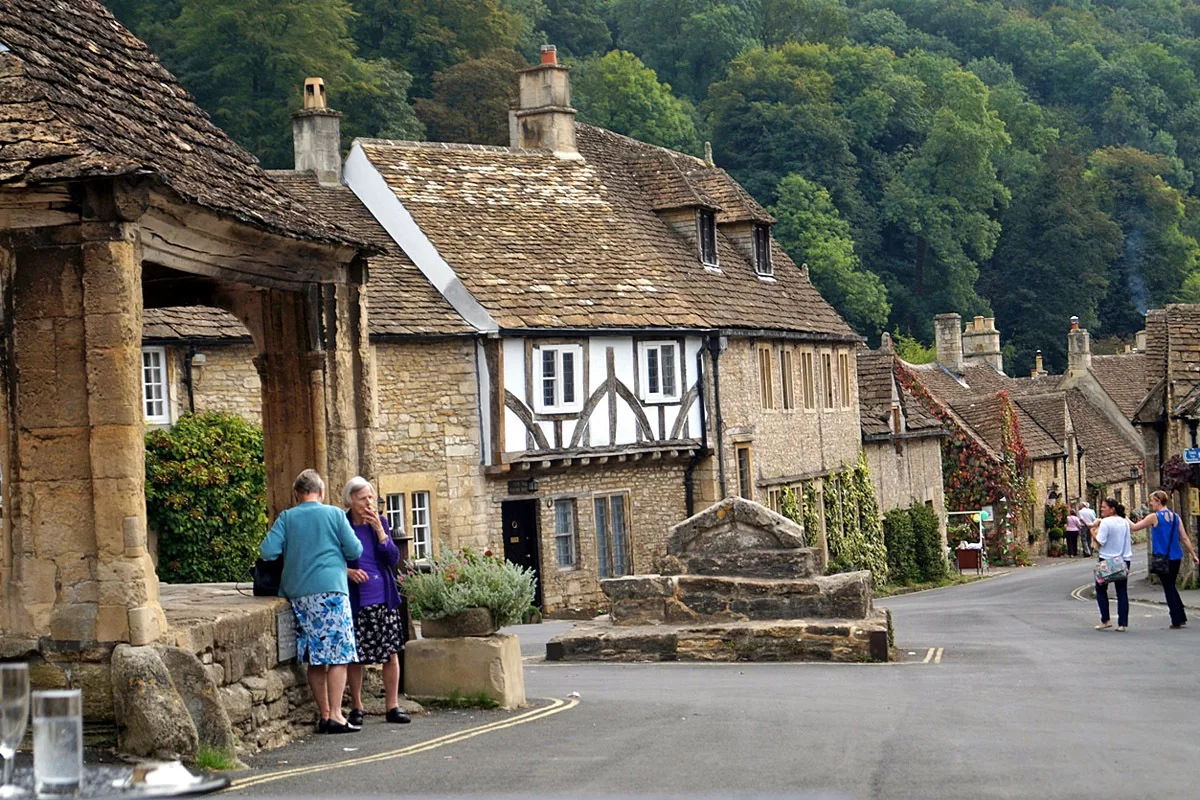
[
  {"x1": 385, "y1": 493, "x2": 405, "y2": 538},
  {"x1": 411, "y1": 491, "x2": 431, "y2": 559},
  {"x1": 555, "y1": 499, "x2": 576, "y2": 568},
  {"x1": 594, "y1": 497, "x2": 612, "y2": 578},
  {"x1": 661, "y1": 345, "x2": 676, "y2": 396},
  {"x1": 737, "y1": 448, "x2": 753, "y2": 499},
  {"x1": 562, "y1": 351, "x2": 575, "y2": 405},
  {"x1": 610, "y1": 495, "x2": 629, "y2": 577},
  {"x1": 542, "y1": 350, "x2": 557, "y2": 408},
  {"x1": 647, "y1": 347, "x2": 660, "y2": 395},
  {"x1": 142, "y1": 349, "x2": 166, "y2": 420}
]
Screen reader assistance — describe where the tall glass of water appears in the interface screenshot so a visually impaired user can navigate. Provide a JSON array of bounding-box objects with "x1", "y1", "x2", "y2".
[
  {"x1": 30, "y1": 692, "x2": 80, "y2": 799},
  {"x1": 0, "y1": 664, "x2": 29, "y2": 798}
]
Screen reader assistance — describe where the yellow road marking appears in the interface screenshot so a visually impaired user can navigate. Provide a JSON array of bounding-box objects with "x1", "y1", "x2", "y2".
[
  {"x1": 920, "y1": 648, "x2": 934, "y2": 664},
  {"x1": 225, "y1": 697, "x2": 578, "y2": 792},
  {"x1": 1072, "y1": 569, "x2": 1163, "y2": 610},
  {"x1": 933, "y1": 647, "x2": 944, "y2": 664}
]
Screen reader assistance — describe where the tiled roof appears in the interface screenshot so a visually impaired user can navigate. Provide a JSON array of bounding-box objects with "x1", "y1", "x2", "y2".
[
  {"x1": 1012, "y1": 394, "x2": 1065, "y2": 460},
  {"x1": 355, "y1": 124, "x2": 855, "y2": 336},
  {"x1": 143, "y1": 307, "x2": 250, "y2": 341},
  {"x1": 857, "y1": 348, "x2": 940, "y2": 437},
  {"x1": 1090, "y1": 354, "x2": 1148, "y2": 420},
  {"x1": 0, "y1": 0, "x2": 356, "y2": 247},
  {"x1": 267, "y1": 171, "x2": 472, "y2": 336},
  {"x1": 951, "y1": 394, "x2": 1008, "y2": 453},
  {"x1": 1068, "y1": 389, "x2": 1141, "y2": 483}
]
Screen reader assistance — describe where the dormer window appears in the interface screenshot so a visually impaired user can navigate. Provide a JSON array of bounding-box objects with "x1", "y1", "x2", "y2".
[
  {"x1": 698, "y1": 210, "x2": 718, "y2": 267},
  {"x1": 753, "y1": 223, "x2": 773, "y2": 276}
]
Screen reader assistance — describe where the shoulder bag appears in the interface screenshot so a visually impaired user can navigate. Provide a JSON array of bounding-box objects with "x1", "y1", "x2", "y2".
[
  {"x1": 1149, "y1": 511, "x2": 1179, "y2": 577},
  {"x1": 1094, "y1": 556, "x2": 1129, "y2": 585},
  {"x1": 252, "y1": 511, "x2": 286, "y2": 596}
]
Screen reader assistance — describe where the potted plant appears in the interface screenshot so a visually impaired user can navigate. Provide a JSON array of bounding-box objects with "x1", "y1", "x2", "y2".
[{"x1": 400, "y1": 548, "x2": 537, "y2": 638}]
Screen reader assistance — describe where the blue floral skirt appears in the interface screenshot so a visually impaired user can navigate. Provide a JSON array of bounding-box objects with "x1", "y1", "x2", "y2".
[{"x1": 291, "y1": 592, "x2": 359, "y2": 666}]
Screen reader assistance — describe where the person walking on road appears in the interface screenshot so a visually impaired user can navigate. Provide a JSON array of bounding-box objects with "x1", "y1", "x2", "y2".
[
  {"x1": 1077, "y1": 501, "x2": 1096, "y2": 556},
  {"x1": 1065, "y1": 507, "x2": 1082, "y2": 557},
  {"x1": 1088, "y1": 498, "x2": 1133, "y2": 631},
  {"x1": 1130, "y1": 490, "x2": 1200, "y2": 629},
  {"x1": 260, "y1": 469, "x2": 363, "y2": 733},
  {"x1": 342, "y1": 476, "x2": 412, "y2": 728}
]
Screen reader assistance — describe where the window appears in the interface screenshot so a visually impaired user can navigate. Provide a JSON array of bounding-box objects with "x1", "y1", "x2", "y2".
[
  {"x1": 535, "y1": 344, "x2": 583, "y2": 413},
  {"x1": 141, "y1": 347, "x2": 170, "y2": 424},
  {"x1": 554, "y1": 499, "x2": 578, "y2": 569},
  {"x1": 698, "y1": 210, "x2": 718, "y2": 266},
  {"x1": 639, "y1": 341, "x2": 680, "y2": 402},
  {"x1": 410, "y1": 491, "x2": 431, "y2": 559},
  {"x1": 780, "y1": 348, "x2": 795, "y2": 410},
  {"x1": 384, "y1": 493, "x2": 406, "y2": 538},
  {"x1": 822, "y1": 352, "x2": 834, "y2": 409},
  {"x1": 753, "y1": 223, "x2": 773, "y2": 276},
  {"x1": 758, "y1": 346, "x2": 774, "y2": 409},
  {"x1": 736, "y1": 445, "x2": 753, "y2": 500},
  {"x1": 838, "y1": 351, "x2": 852, "y2": 408},
  {"x1": 800, "y1": 351, "x2": 816, "y2": 410},
  {"x1": 595, "y1": 493, "x2": 631, "y2": 578},
  {"x1": 767, "y1": 487, "x2": 783, "y2": 514}
]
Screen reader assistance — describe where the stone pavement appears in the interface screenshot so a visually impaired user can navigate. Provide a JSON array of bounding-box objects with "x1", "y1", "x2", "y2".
[{"x1": 1125, "y1": 572, "x2": 1200, "y2": 610}]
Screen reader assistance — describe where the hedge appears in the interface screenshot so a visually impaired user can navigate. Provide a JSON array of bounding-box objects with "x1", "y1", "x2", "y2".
[
  {"x1": 146, "y1": 413, "x2": 268, "y2": 583},
  {"x1": 910, "y1": 503, "x2": 947, "y2": 582},
  {"x1": 883, "y1": 508, "x2": 916, "y2": 584}
]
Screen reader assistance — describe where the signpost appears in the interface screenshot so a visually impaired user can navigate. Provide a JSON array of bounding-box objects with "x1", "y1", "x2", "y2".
[{"x1": 1184, "y1": 448, "x2": 1200, "y2": 465}]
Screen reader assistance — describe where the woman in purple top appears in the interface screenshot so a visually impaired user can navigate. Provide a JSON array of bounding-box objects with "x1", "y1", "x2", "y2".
[{"x1": 343, "y1": 477, "x2": 411, "y2": 725}]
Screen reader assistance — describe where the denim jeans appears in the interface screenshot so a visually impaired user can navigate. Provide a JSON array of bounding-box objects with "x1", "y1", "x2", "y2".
[
  {"x1": 1096, "y1": 560, "x2": 1131, "y2": 627},
  {"x1": 1160, "y1": 559, "x2": 1187, "y2": 627}
]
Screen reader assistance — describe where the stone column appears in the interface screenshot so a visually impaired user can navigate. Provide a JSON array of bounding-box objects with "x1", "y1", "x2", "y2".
[
  {"x1": 1, "y1": 220, "x2": 164, "y2": 647},
  {"x1": 321, "y1": 280, "x2": 376, "y2": 495}
]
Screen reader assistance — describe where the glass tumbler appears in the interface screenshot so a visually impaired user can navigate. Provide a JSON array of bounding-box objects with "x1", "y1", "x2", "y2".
[
  {"x1": 30, "y1": 692, "x2": 81, "y2": 799},
  {"x1": 0, "y1": 663, "x2": 30, "y2": 798}
]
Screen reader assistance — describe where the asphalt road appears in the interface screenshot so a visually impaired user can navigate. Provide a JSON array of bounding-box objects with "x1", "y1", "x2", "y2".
[{"x1": 229, "y1": 555, "x2": 1197, "y2": 799}]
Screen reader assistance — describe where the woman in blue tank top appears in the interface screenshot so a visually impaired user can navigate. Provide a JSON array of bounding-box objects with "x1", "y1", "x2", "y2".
[{"x1": 1130, "y1": 490, "x2": 1200, "y2": 628}]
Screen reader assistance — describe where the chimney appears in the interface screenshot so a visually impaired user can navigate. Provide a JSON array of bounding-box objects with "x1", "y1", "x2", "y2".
[
  {"x1": 1135, "y1": 329, "x2": 1147, "y2": 352},
  {"x1": 292, "y1": 77, "x2": 342, "y2": 185},
  {"x1": 1067, "y1": 316, "x2": 1092, "y2": 377},
  {"x1": 880, "y1": 331, "x2": 894, "y2": 353},
  {"x1": 1032, "y1": 350, "x2": 1045, "y2": 378},
  {"x1": 934, "y1": 313, "x2": 964, "y2": 374},
  {"x1": 509, "y1": 45, "x2": 578, "y2": 158},
  {"x1": 962, "y1": 315, "x2": 1003, "y2": 372}
]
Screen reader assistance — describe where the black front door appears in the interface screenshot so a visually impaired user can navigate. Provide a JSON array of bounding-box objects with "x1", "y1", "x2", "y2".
[{"x1": 502, "y1": 499, "x2": 543, "y2": 608}]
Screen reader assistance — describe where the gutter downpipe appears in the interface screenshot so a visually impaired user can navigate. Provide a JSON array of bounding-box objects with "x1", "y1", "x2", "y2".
[
  {"x1": 708, "y1": 334, "x2": 727, "y2": 498},
  {"x1": 183, "y1": 342, "x2": 197, "y2": 414},
  {"x1": 684, "y1": 346, "x2": 710, "y2": 517}
]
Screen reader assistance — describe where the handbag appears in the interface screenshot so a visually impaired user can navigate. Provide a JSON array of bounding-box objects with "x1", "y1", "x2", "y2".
[
  {"x1": 1149, "y1": 511, "x2": 1180, "y2": 577},
  {"x1": 251, "y1": 558, "x2": 283, "y2": 596},
  {"x1": 1094, "y1": 556, "x2": 1129, "y2": 585}
]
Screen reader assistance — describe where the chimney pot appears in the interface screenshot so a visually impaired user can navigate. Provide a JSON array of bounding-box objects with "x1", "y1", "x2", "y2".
[
  {"x1": 540, "y1": 44, "x2": 558, "y2": 65},
  {"x1": 1070, "y1": 315, "x2": 1080, "y2": 330},
  {"x1": 303, "y1": 77, "x2": 327, "y2": 110}
]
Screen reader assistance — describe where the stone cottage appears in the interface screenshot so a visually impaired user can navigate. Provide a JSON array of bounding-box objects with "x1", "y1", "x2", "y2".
[{"x1": 144, "y1": 48, "x2": 866, "y2": 613}]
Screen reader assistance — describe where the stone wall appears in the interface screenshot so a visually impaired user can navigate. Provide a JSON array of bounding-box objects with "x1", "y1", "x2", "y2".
[
  {"x1": 864, "y1": 436, "x2": 945, "y2": 526},
  {"x1": 184, "y1": 343, "x2": 263, "y2": 424}
]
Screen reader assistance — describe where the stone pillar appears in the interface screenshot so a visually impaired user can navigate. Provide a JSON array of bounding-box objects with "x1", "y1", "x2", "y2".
[
  {"x1": 1, "y1": 221, "x2": 164, "y2": 647},
  {"x1": 933, "y1": 313, "x2": 963, "y2": 373}
]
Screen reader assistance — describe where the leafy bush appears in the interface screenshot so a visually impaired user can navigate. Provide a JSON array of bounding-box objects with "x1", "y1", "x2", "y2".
[
  {"x1": 400, "y1": 548, "x2": 536, "y2": 627},
  {"x1": 1047, "y1": 527, "x2": 1065, "y2": 542},
  {"x1": 824, "y1": 453, "x2": 890, "y2": 586},
  {"x1": 883, "y1": 509, "x2": 916, "y2": 585},
  {"x1": 145, "y1": 413, "x2": 267, "y2": 583},
  {"x1": 1044, "y1": 503, "x2": 1067, "y2": 531},
  {"x1": 910, "y1": 503, "x2": 947, "y2": 582}
]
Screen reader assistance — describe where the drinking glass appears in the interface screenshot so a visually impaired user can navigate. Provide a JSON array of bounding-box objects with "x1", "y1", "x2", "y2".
[
  {"x1": 30, "y1": 692, "x2": 80, "y2": 799},
  {"x1": 0, "y1": 663, "x2": 30, "y2": 798}
]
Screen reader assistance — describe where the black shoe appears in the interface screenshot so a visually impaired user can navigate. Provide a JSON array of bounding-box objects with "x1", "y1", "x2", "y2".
[
  {"x1": 316, "y1": 718, "x2": 330, "y2": 734},
  {"x1": 348, "y1": 708, "x2": 365, "y2": 727},
  {"x1": 386, "y1": 707, "x2": 411, "y2": 724},
  {"x1": 325, "y1": 720, "x2": 358, "y2": 734}
]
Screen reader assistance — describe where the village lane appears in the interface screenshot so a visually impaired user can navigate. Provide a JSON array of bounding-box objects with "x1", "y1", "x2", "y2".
[{"x1": 229, "y1": 556, "x2": 1197, "y2": 799}]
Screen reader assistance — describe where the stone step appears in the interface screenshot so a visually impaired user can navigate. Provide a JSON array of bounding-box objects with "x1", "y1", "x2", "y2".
[
  {"x1": 545, "y1": 609, "x2": 891, "y2": 663},
  {"x1": 602, "y1": 571, "x2": 872, "y2": 625}
]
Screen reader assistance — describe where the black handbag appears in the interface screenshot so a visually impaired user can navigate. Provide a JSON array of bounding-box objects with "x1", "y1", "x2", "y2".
[
  {"x1": 251, "y1": 558, "x2": 283, "y2": 596},
  {"x1": 1149, "y1": 511, "x2": 1179, "y2": 577}
]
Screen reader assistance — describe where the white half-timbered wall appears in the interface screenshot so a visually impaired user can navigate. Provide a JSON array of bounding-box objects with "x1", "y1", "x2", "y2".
[{"x1": 500, "y1": 335, "x2": 705, "y2": 457}]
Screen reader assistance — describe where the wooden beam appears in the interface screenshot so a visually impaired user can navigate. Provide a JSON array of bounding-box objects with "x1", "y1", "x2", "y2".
[{"x1": 0, "y1": 187, "x2": 77, "y2": 230}]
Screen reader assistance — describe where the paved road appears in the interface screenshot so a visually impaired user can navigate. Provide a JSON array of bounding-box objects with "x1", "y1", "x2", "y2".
[{"x1": 230, "y1": 555, "x2": 1197, "y2": 799}]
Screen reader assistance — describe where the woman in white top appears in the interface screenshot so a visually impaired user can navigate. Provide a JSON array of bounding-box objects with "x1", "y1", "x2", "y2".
[{"x1": 1087, "y1": 498, "x2": 1134, "y2": 631}]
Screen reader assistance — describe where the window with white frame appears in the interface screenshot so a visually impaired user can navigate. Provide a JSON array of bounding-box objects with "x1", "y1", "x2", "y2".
[
  {"x1": 534, "y1": 344, "x2": 584, "y2": 413},
  {"x1": 384, "y1": 493, "x2": 406, "y2": 539},
  {"x1": 595, "y1": 492, "x2": 631, "y2": 578},
  {"x1": 753, "y1": 223, "x2": 773, "y2": 276},
  {"x1": 141, "y1": 347, "x2": 170, "y2": 424},
  {"x1": 410, "y1": 491, "x2": 432, "y2": 559},
  {"x1": 639, "y1": 341, "x2": 680, "y2": 402},
  {"x1": 698, "y1": 210, "x2": 718, "y2": 266},
  {"x1": 554, "y1": 498, "x2": 578, "y2": 569}
]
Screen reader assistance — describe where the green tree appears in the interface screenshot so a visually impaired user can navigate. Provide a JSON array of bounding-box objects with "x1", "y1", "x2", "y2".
[
  {"x1": 771, "y1": 174, "x2": 890, "y2": 335},
  {"x1": 538, "y1": 0, "x2": 613, "y2": 57},
  {"x1": 572, "y1": 51, "x2": 701, "y2": 153},
  {"x1": 414, "y1": 49, "x2": 526, "y2": 145}
]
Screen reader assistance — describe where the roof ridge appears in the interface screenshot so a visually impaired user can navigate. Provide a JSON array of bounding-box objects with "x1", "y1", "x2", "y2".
[{"x1": 355, "y1": 138, "x2": 542, "y2": 156}]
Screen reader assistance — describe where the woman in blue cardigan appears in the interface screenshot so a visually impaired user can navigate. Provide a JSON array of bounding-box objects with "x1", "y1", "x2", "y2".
[
  {"x1": 260, "y1": 469, "x2": 363, "y2": 734},
  {"x1": 342, "y1": 477, "x2": 411, "y2": 726}
]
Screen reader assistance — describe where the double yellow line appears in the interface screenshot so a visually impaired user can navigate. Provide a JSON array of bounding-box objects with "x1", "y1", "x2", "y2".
[{"x1": 226, "y1": 697, "x2": 578, "y2": 793}]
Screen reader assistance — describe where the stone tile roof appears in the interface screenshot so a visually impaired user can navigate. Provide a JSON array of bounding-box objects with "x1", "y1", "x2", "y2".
[
  {"x1": 951, "y1": 394, "x2": 1008, "y2": 453},
  {"x1": 0, "y1": 0, "x2": 357, "y2": 246},
  {"x1": 143, "y1": 306, "x2": 250, "y2": 341},
  {"x1": 1067, "y1": 389, "x2": 1141, "y2": 483},
  {"x1": 1012, "y1": 393, "x2": 1066, "y2": 459},
  {"x1": 267, "y1": 171, "x2": 473, "y2": 336},
  {"x1": 355, "y1": 124, "x2": 854, "y2": 336},
  {"x1": 1089, "y1": 354, "x2": 1148, "y2": 420},
  {"x1": 857, "y1": 349, "x2": 940, "y2": 437}
]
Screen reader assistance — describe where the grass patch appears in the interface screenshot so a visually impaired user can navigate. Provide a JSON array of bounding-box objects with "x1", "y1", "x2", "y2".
[
  {"x1": 875, "y1": 574, "x2": 973, "y2": 597},
  {"x1": 420, "y1": 690, "x2": 500, "y2": 710},
  {"x1": 193, "y1": 746, "x2": 239, "y2": 771}
]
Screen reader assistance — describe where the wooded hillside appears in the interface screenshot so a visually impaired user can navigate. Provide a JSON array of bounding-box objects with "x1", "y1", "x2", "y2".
[{"x1": 107, "y1": 1, "x2": 1200, "y2": 375}]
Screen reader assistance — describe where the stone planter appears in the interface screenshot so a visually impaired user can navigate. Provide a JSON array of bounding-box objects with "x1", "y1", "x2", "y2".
[{"x1": 419, "y1": 607, "x2": 496, "y2": 638}]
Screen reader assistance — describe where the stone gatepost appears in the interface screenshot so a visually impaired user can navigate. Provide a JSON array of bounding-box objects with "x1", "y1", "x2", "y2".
[{"x1": 1, "y1": 217, "x2": 165, "y2": 650}]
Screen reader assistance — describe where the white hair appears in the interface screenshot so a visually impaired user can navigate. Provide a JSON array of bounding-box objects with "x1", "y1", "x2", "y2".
[{"x1": 342, "y1": 475, "x2": 374, "y2": 507}]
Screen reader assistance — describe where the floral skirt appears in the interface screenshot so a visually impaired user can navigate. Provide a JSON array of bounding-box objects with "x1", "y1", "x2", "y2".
[
  {"x1": 353, "y1": 603, "x2": 406, "y2": 664},
  {"x1": 291, "y1": 592, "x2": 359, "y2": 666}
]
